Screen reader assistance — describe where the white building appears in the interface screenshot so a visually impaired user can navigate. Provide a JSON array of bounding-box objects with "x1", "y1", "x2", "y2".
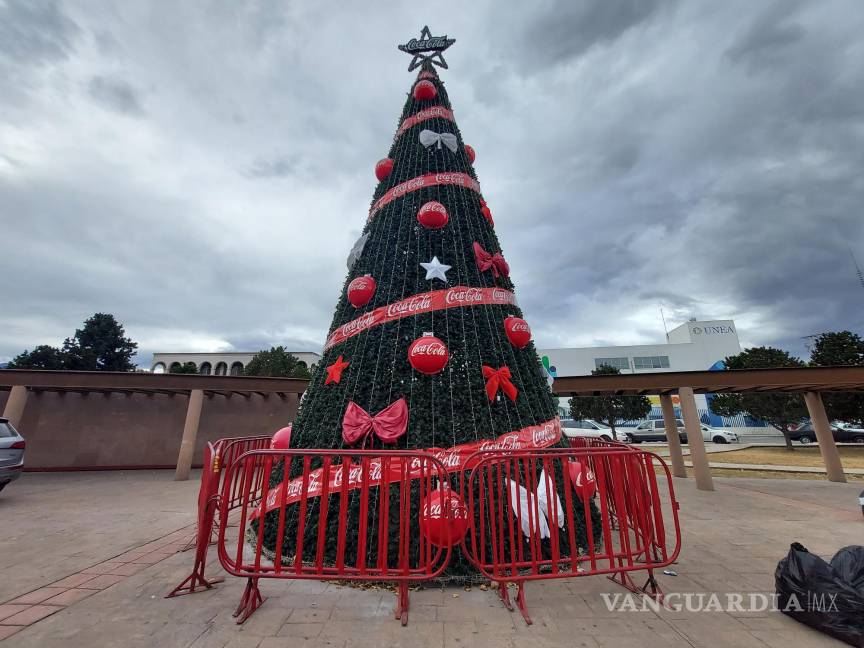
[
  {"x1": 539, "y1": 319, "x2": 747, "y2": 427},
  {"x1": 150, "y1": 351, "x2": 321, "y2": 376}
]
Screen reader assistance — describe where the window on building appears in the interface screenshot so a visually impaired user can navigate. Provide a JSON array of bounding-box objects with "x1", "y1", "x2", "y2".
[
  {"x1": 594, "y1": 357, "x2": 630, "y2": 371},
  {"x1": 169, "y1": 362, "x2": 183, "y2": 373},
  {"x1": 199, "y1": 362, "x2": 212, "y2": 375},
  {"x1": 633, "y1": 356, "x2": 670, "y2": 369},
  {"x1": 152, "y1": 362, "x2": 166, "y2": 374},
  {"x1": 230, "y1": 362, "x2": 244, "y2": 376},
  {"x1": 214, "y1": 362, "x2": 228, "y2": 376}
]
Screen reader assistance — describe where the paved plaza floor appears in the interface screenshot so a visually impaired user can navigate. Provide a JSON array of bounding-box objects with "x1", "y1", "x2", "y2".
[{"x1": 1, "y1": 470, "x2": 862, "y2": 647}]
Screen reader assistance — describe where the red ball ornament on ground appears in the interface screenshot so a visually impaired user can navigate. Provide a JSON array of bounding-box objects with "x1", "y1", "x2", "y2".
[
  {"x1": 413, "y1": 80, "x2": 437, "y2": 101},
  {"x1": 347, "y1": 275, "x2": 376, "y2": 308},
  {"x1": 504, "y1": 316, "x2": 532, "y2": 348},
  {"x1": 408, "y1": 334, "x2": 449, "y2": 374},
  {"x1": 417, "y1": 201, "x2": 449, "y2": 229},
  {"x1": 465, "y1": 144, "x2": 476, "y2": 163},
  {"x1": 375, "y1": 158, "x2": 393, "y2": 181},
  {"x1": 568, "y1": 460, "x2": 597, "y2": 501},
  {"x1": 271, "y1": 426, "x2": 292, "y2": 450},
  {"x1": 420, "y1": 488, "x2": 469, "y2": 548}
]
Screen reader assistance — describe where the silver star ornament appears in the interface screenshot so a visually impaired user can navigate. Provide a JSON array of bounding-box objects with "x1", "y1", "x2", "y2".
[{"x1": 420, "y1": 256, "x2": 451, "y2": 282}]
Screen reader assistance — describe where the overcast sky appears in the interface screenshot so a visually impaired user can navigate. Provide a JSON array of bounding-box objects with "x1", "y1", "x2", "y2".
[{"x1": 2, "y1": 0, "x2": 863, "y2": 368}]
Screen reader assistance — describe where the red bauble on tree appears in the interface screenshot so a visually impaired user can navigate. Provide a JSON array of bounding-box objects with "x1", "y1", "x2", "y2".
[
  {"x1": 375, "y1": 158, "x2": 393, "y2": 181},
  {"x1": 417, "y1": 201, "x2": 448, "y2": 229},
  {"x1": 568, "y1": 460, "x2": 597, "y2": 501},
  {"x1": 480, "y1": 198, "x2": 494, "y2": 227},
  {"x1": 408, "y1": 334, "x2": 449, "y2": 374},
  {"x1": 347, "y1": 275, "x2": 376, "y2": 307},
  {"x1": 413, "y1": 80, "x2": 437, "y2": 101},
  {"x1": 464, "y1": 144, "x2": 475, "y2": 163},
  {"x1": 271, "y1": 426, "x2": 292, "y2": 449},
  {"x1": 504, "y1": 316, "x2": 532, "y2": 348},
  {"x1": 420, "y1": 487, "x2": 469, "y2": 548}
]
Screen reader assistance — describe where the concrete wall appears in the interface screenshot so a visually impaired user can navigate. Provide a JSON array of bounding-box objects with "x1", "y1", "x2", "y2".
[{"x1": 0, "y1": 389, "x2": 297, "y2": 470}]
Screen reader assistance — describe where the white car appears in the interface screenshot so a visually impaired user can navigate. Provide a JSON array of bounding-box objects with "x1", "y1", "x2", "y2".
[
  {"x1": 701, "y1": 424, "x2": 739, "y2": 444},
  {"x1": 561, "y1": 419, "x2": 617, "y2": 442},
  {"x1": 627, "y1": 419, "x2": 739, "y2": 444}
]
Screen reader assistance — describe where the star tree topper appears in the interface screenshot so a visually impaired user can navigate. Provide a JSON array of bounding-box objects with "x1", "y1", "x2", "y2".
[
  {"x1": 398, "y1": 26, "x2": 455, "y2": 72},
  {"x1": 420, "y1": 256, "x2": 451, "y2": 282}
]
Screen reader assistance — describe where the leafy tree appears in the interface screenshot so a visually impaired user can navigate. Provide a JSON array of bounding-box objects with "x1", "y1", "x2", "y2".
[
  {"x1": 710, "y1": 347, "x2": 808, "y2": 450},
  {"x1": 7, "y1": 345, "x2": 66, "y2": 370},
  {"x1": 169, "y1": 361, "x2": 199, "y2": 374},
  {"x1": 568, "y1": 365, "x2": 651, "y2": 439},
  {"x1": 62, "y1": 313, "x2": 138, "y2": 371},
  {"x1": 244, "y1": 347, "x2": 311, "y2": 379},
  {"x1": 808, "y1": 331, "x2": 864, "y2": 426}
]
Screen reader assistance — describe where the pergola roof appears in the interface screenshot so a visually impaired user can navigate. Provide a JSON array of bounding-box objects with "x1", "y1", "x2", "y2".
[
  {"x1": 551, "y1": 366, "x2": 864, "y2": 396},
  {"x1": 0, "y1": 369, "x2": 309, "y2": 397}
]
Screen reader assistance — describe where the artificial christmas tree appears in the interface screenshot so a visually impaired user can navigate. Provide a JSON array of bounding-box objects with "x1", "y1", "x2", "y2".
[{"x1": 257, "y1": 27, "x2": 601, "y2": 581}]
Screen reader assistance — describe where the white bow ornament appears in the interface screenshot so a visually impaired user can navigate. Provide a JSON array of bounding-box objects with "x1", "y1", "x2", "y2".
[
  {"x1": 507, "y1": 469, "x2": 565, "y2": 539},
  {"x1": 419, "y1": 129, "x2": 458, "y2": 153}
]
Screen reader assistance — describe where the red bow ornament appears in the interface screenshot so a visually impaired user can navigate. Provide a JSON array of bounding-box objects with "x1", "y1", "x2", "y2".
[
  {"x1": 473, "y1": 242, "x2": 509, "y2": 279},
  {"x1": 482, "y1": 365, "x2": 518, "y2": 402},
  {"x1": 342, "y1": 397, "x2": 409, "y2": 447}
]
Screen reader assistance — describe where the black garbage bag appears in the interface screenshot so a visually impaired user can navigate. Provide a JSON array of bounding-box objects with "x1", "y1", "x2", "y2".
[{"x1": 775, "y1": 542, "x2": 864, "y2": 647}]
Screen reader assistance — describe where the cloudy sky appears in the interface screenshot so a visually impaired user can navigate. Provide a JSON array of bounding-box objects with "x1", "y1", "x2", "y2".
[{"x1": 2, "y1": 0, "x2": 863, "y2": 368}]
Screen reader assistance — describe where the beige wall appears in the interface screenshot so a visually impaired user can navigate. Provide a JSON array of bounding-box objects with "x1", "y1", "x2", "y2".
[{"x1": 0, "y1": 389, "x2": 297, "y2": 470}]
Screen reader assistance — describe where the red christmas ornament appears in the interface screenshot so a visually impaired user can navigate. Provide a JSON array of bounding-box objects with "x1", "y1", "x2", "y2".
[
  {"x1": 417, "y1": 201, "x2": 448, "y2": 229},
  {"x1": 271, "y1": 426, "x2": 292, "y2": 449},
  {"x1": 504, "y1": 316, "x2": 532, "y2": 348},
  {"x1": 375, "y1": 158, "x2": 393, "y2": 181},
  {"x1": 325, "y1": 355, "x2": 350, "y2": 385},
  {"x1": 568, "y1": 460, "x2": 597, "y2": 501},
  {"x1": 347, "y1": 274, "x2": 376, "y2": 307},
  {"x1": 465, "y1": 144, "x2": 476, "y2": 163},
  {"x1": 413, "y1": 80, "x2": 437, "y2": 101},
  {"x1": 420, "y1": 487, "x2": 469, "y2": 548},
  {"x1": 408, "y1": 334, "x2": 449, "y2": 374},
  {"x1": 480, "y1": 199, "x2": 494, "y2": 227}
]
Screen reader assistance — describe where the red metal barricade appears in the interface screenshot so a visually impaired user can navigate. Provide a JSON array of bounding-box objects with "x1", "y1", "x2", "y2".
[
  {"x1": 167, "y1": 436, "x2": 271, "y2": 598},
  {"x1": 216, "y1": 449, "x2": 454, "y2": 625},
  {"x1": 460, "y1": 446, "x2": 681, "y2": 624}
]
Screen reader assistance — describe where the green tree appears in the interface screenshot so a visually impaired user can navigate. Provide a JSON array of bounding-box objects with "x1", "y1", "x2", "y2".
[
  {"x1": 169, "y1": 361, "x2": 199, "y2": 374},
  {"x1": 244, "y1": 347, "x2": 311, "y2": 379},
  {"x1": 808, "y1": 331, "x2": 864, "y2": 426},
  {"x1": 7, "y1": 345, "x2": 66, "y2": 370},
  {"x1": 568, "y1": 365, "x2": 651, "y2": 439},
  {"x1": 710, "y1": 347, "x2": 808, "y2": 450},
  {"x1": 62, "y1": 313, "x2": 138, "y2": 371}
]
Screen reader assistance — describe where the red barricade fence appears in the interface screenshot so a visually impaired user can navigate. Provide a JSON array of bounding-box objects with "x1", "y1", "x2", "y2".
[
  {"x1": 167, "y1": 436, "x2": 272, "y2": 598},
  {"x1": 460, "y1": 445, "x2": 681, "y2": 624},
  {"x1": 216, "y1": 449, "x2": 454, "y2": 624},
  {"x1": 167, "y1": 440, "x2": 681, "y2": 627}
]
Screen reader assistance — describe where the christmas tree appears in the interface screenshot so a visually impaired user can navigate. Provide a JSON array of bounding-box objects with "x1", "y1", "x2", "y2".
[{"x1": 258, "y1": 27, "x2": 600, "y2": 581}]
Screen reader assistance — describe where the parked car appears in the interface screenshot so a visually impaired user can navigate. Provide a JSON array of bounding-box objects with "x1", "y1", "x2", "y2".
[
  {"x1": 700, "y1": 424, "x2": 740, "y2": 444},
  {"x1": 0, "y1": 417, "x2": 25, "y2": 492},
  {"x1": 789, "y1": 422, "x2": 864, "y2": 445},
  {"x1": 561, "y1": 419, "x2": 616, "y2": 442},
  {"x1": 626, "y1": 419, "x2": 686, "y2": 444}
]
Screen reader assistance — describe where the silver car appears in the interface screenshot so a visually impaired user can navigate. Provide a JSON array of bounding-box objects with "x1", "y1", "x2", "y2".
[{"x1": 0, "y1": 417, "x2": 25, "y2": 492}]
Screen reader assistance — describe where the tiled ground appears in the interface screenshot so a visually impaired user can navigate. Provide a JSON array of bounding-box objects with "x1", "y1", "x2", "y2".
[{"x1": 2, "y1": 471, "x2": 862, "y2": 646}]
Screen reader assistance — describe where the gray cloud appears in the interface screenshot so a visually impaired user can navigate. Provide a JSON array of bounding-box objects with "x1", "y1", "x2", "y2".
[
  {"x1": 88, "y1": 75, "x2": 145, "y2": 116},
  {"x1": 1, "y1": 0, "x2": 863, "y2": 368}
]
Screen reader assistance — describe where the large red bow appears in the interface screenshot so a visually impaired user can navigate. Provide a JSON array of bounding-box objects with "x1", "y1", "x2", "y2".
[
  {"x1": 473, "y1": 242, "x2": 509, "y2": 279},
  {"x1": 342, "y1": 398, "x2": 409, "y2": 447},
  {"x1": 482, "y1": 365, "x2": 518, "y2": 402}
]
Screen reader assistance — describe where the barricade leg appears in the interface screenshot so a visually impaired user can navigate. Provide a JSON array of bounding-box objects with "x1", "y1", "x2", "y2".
[
  {"x1": 514, "y1": 581, "x2": 532, "y2": 625},
  {"x1": 394, "y1": 581, "x2": 410, "y2": 626},
  {"x1": 497, "y1": 582, "x2": 514, "y2": 611},
  {"x1": 608, "y1": 569, "x2": 665, "y2": 602},
  {"x1": 233, "y1": 577, "x2": 266, "y2": 624},
  {"x1": 166, "y1": 501, "x2": 224, "y2": 598}
]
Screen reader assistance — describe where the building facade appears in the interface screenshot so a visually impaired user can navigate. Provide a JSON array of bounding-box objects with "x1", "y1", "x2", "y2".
[{"x1": 150, "y1": 351, "x2": 321, "y2": 376}]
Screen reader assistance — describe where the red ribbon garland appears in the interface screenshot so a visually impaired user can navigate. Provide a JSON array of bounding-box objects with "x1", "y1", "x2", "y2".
[
  {"x1": 324, "y1": 286, "x2": 517, "y2": 351},
  {"x1": 483, "y1": 365, "x2": 519, "y2": 402},
  {"x1": 473, "y1": 242, "x2": 510, "y2": 279},
  {"x1": 396, "y1": 106, "x2": 455, "y2": 136},
  {"x1": 368, "y1": 172, "x2": 481, "y2": 222},
  {"x1": 342, "y1": 398, "x2": 409, "y2": 447}
]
